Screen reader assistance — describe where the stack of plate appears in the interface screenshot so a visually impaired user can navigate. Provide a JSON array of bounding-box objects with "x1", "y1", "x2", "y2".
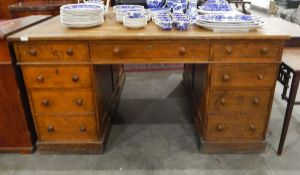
[
  {"x1": 60, "y1": 4, "x2": 105, "y2": 28},
  {"x1": 194, "y1": 14, "x2": 265, "y2": 32}
]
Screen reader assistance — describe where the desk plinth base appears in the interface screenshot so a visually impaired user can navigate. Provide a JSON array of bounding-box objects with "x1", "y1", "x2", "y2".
[
  {"x1": 199, "y1": 137, "x2": 267, "y2": 154},
  {"x1": 0, "y1": 146, "x2": 34, "y2": 154},
  {"x1": 36, "y1": 141, "x2": 104, "y2": 154}
]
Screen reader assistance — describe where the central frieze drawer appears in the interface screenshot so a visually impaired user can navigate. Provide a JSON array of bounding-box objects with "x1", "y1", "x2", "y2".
[
  {"x1": 206, "y1": 115, "x2": 266, "y2": 141},
  {"x1": 36, "y1": 115, "x2": 98, "y2": 141},
  {"x1": 31, "y1": 90, "x2": 95, "y2": 115},
  {"x1": 212, "y1": 40, "x2": 281, "y2": 61},
  {"x1": 17, "y1": 41, "x2": 89, "y2": 62},
  {"x1": 90, "y1": 41, "x2": 210, "y2": 62},
  {"x1": 23, "y1": 66, "x2": 92, "y2": 88},
  {"x1": 211, "y1": 64, "x2": 278, "y2": 88},
  {"x1": 208, "y1": 90, "x2": 271, "y2": 114}
]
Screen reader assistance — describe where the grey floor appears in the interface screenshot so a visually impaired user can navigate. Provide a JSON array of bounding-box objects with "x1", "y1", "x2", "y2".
[{"x1": 0, "y1": 70, "x2": 300, "y2": 175}]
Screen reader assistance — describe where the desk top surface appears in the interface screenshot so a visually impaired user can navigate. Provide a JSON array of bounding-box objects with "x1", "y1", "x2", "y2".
[
  {"x1": 0, "y1": 15, "x2": 51, "y2": 40},
  {"x1": 8, "y1": 11, "x2": 295, "y2": 41}
]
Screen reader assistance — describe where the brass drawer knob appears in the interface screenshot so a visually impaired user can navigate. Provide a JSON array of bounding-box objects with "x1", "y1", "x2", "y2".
[
  {"x1": 72, "y1": 75, "x2": 79, "y2": 82},
  {"x1": 47, "y1": 125, "x2": 54, "y2": 132},
  {"x1": 113, "y1": 47, "x2": 121, "y2": 56},
  {"x1": 66, "y1": 48, "x2": 74, "y2": 56},
  {"x1": 222, "y1": 74, "x2": 230, "y2": 81},
  {"x1": 36, "y1": 75, "x2": 44, "y2": 83},
  {"x1": 253, "y1": 97, "x2": 260, "y2": 105},
  {"x1": 76, "y1": 99, "x2": 83, "y2": 106},
  {"x1": 217, "y1": 125, "x2": 224, "y2": 132},
  {"x1": 249, "y1": 125, "x2": 256, "y2": 132},
  {"x1": 220, "y1": 98, "x2": 226, "y2": 105},
  {"x1": 29, "y1": 49, "x2": 37, "y2": 56},
  {"x1": 80, "y1": 126, "x2": 87, "y2": 132},
  {"x1": 260, "y1": 47, "x2": 269, "y2": 54},
  {"x1": 225, "y1": 47, "x2": 232, "y2": 54},
  {"x1": 42, "y1": 99, "x2": 49, "y2": 107},
  {"x1": 258, "y1": 74, "x2": 264, "y2": 80},
  {"x1": 179, "y1": 47, "x2": 186, "y2": 55}
]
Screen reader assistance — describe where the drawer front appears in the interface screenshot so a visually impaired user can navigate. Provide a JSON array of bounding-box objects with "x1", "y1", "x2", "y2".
[
  {"x1": 212, "y1": 40, "x2": 281, "y2": 61},
  {"x1": 206, "y1": 115, "x2": 266, "y2": 141},
  {"x1": 31, "y1": 90, "x2": 95, "y2": 115},
  {"x1": 17, "y1": 42, "x2": 89, "y2": 62},
  {"x1": 23, "y1": 66, "x2": 92, "y2": 88},
  {"x1": 36, "y1": 115, "x2": 97, "y2": 141},
  {"x1": 90, "y1": 41, "x2": 210, "y2": 62},
  {"x1": 211, "y1": 64, "x2": 278, "y2": 88},
  {"x1": 208, "y1": 90, "x2": 271, "y2": 114}
]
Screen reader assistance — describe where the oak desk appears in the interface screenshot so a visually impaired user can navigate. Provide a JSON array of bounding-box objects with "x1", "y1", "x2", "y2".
[{"x1": 8, "y1": 13, "x2": 290, "y2": 154}]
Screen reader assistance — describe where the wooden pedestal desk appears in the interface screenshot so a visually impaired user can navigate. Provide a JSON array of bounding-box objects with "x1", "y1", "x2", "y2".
[
  {"x1": 8, "y1": 13, "x2": 290, "y2": 154},
  {"x1": 0, "y1": 15, "x2": 51, "y2": 153}
]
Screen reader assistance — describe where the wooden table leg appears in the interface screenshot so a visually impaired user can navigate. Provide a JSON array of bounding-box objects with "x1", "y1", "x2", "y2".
[{"x1": 278, "y1": 73, "x2": 300, "y2": 155}]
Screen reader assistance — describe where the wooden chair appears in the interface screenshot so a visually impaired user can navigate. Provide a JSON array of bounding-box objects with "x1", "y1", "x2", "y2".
[{"x1": 277, "y1": 48, "x2": 300, "y2": 155}]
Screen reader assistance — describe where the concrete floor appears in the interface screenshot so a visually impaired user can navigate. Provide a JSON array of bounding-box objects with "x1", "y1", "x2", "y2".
[{"x1": 0, "y1": 70, "x2": 300, "y2": 175}]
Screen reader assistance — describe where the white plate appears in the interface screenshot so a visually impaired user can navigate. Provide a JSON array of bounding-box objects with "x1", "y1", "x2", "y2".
[
  {"x1": 62, "y1": 20, "x2": 104, "y2": 28},
  {"x1": 194, "y1": 20, "x2": 265, "y2": 32}
]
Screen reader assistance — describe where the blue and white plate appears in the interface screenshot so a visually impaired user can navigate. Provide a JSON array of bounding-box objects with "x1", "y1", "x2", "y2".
[
  {"x1": 60, "y1": 3, "x2": 105, "y2": 28},
  {"x1": 196, "y1": 14, "x2": 261, "y2": 24},
  {"x1": 113, "y1": 5, "x2": 144, "y2": 12}
]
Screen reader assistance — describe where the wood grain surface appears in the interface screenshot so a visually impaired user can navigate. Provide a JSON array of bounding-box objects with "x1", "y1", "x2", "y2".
[{"x1": 7, "y1": 11, "x2": 291, "y2": 41}]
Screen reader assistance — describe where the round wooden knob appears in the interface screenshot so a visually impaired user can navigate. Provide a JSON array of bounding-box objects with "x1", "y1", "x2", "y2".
[
  {"x1": 222, "y1": 74, "x2": 230, "y2": 81},
  {"x1": 258, "y1": 74, "x2": 264, "y2": 80},
  {"x1": 72, "y1": 75, "x2": 79, "y2": 82},
  {"x1": 47, "y1": 125, "x2": 54, "y2": 132},
  {"x1": 80, "y1": 126, "x2": 87, "y2": 132},
  {"x1": 220, "y1": 98, "x2": 226, "y2": 105},
  {"x1": 260, "y1": 47, "x2": 269, "y2": 54},
  {"x1": 179, "y1": 47, "x2": 186, "y2": 55},
  {"x1": 113, "y1": 47, "x2": 121, "y2": 56},
  {"x1": 36, "y1": 75, "x2": 44, "y2": 83},
  {"x1": 76, "y1": 99, "x2": 83, "y2": 106},
  {"x1": 29, "y1": 49, "x2": 37, "y2": 56},
  {"x1": 225, "y1": 47, "x2": 232, "y2": 54},
  {"x1": 42, "y1": 99, "x2": 49, "y2": 107},
  {"x1": 253, "y1": 97, "x2": 260, "y2": 105},
  {"x1": 249, "y1": 125, "x2": 256, "y2": 132},
  {"x1": 217, "y1": 125, "x2": 224, "y2": 132},
  {"x1": 66, "y1": 48, "x2": 74, "y2": 56}
]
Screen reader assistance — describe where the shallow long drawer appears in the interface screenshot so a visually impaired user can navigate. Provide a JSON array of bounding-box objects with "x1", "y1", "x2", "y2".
[
  {"x1": 90, "y1": 40, "x2": 210, "y2": 63},
  {"x1": 205, "y1": 115, "x2": 266, "y2": 141},
  {"x1": 210, "y1": 64, "x2": 278, "y2": 88},
  {"x1": 30, "y1": 90, "x2": 95, "y2": 115},
  {"x1": 23, "y1": 65, "x2": 92, "y2": 88},
  {"x1": 17, "y1": 41, "x2": 89, "y2": 62},
  {"x1": 212, "y1": 40, "x2": 281, "y2": 61},
  {"x1": 208, "y1": 89, "x2": 272, "y2": 114},
  {"x1": 36, "y1": 115, "x2": 98, "y2": 141}
]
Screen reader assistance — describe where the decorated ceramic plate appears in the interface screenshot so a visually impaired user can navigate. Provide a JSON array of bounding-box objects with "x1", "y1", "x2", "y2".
[{"x1": 196, "y1": 14, "x2": 261, "y2": 24}]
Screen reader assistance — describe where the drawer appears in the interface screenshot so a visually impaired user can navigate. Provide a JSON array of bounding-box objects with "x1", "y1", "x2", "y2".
[
  {"x1": 23, "y1": 66, "x2": 92, "y2": 88},
  {"x1": 31, "y1": 90, "x2": 95, "y2": 115},
  {"x1": 90, "y1": 40, "x2": 210, "y2": 63},
  {"x1": 17, "y1": 42, "x2": 89, "y2": 62},
  {"x1": 212, "y1": 40, "x2": 281, "y2": 61},
  {"x1": 208, "y1": 90, "x2": 272, "y2": 114},
  {"x1": 36, "y1": 115, "x2": 97, "y2": 141},
  {"x1": 206, "y1": 115, "x2": 266, "y2": 141},
  {"x1": 211, "y1": 64, "x2": 278, "y2": 88}
]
